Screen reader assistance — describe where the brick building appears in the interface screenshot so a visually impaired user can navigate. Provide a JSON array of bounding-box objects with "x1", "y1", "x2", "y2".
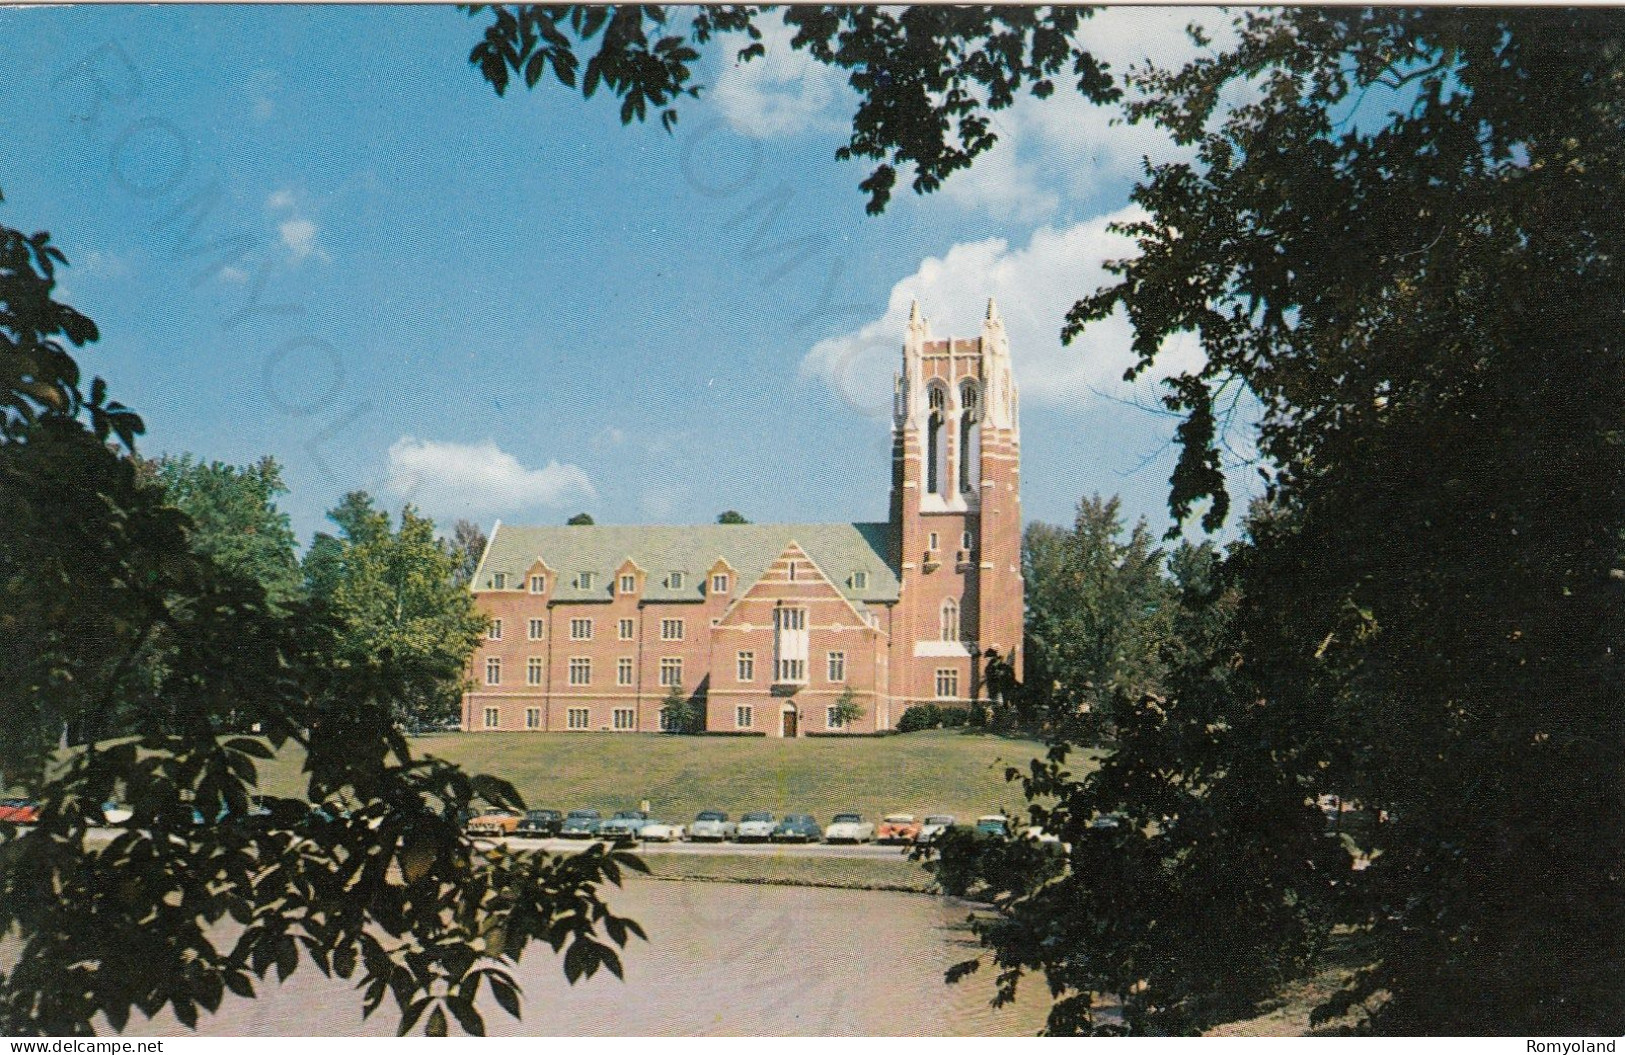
[{"x1": 461, "y1": 299, "x2": 1022, "y2": 735}]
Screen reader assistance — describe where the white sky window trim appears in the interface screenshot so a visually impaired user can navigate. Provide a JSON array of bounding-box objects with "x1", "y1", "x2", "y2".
[
  {"x1": 569, "y1": 657, "x2": 590, "y2": 685},
  {"x1": 529, "y1": 574, "x2": 545, "y2": 593},
  {"x1": 492, "y1": 573, "x2": 506, "y2": 590},
  {"x1": 712, "y1": 573, "x2": 728, "y2": 594},
  {"x1": 660, "y1": 658, "x2": 682, "y2": 687},
  {"x1": 661, "y1": 618, "x2": 684, "y2": 641},
  {"x1": 620, "y1": 574, "x2": 636, "y2": 594},
  {"x1": 936, "y1": 667, "x2": 959, "y2": 698},
  {"x1": 613, "y1": 708, "x2": 635, "y2": 731},
  {"x1": 668, "y1": 571, "x2": 684, "y2": 589},
  {"x1": 525, "y1": 707, "x2": 540, "y2": 729},
  {"x1": 619, "y1": 618, "x2": 634, "y2": 640},
  {"x1": 528, "y1": 618, "x2": 544, "y2": 640},
  {"x1": 827, "y1": 651, "x2": 846, "y2": 682},
  {"x1": 737, "y1": 651, "x2": 754, "y2": 681},
  {"x1": 618, "y1": 657, "x2": 634, "y2": 685},
  {"x1": 736, "y1": 705, "x2": 753, "y2": 728},
  {"x1": 941, "y1": 598, "x2": 960, "y2": 642},
  {"x1": 567, "y1": 707, "x2": 589, "y2": 730},
  {"x1": 526, "y1": 657, "x2": 543, "y2": 685},
  {"x1": 484, "y1": 707, "x2": 499, "y2": 729},
  {"x1": 488, "y1": 619, "x2": 502, "y2": 641},
  {"x1": 485, "y1": 657, "x2": 500, "y2": 685},
  {"x1": 570, "y1": 618, "x2": 592, "y2": 640}
]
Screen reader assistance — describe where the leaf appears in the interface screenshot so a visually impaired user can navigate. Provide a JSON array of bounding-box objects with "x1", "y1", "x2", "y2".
[
  {"x1": 425, "y1": 1005, "x2": 448, "y2": 1037},
  {"x1": 489, "y1": 973, "x2": 522, "y2": 1019}
]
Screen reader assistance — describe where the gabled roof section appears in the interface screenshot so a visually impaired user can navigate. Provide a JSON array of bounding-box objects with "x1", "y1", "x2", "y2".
[{"x1": 476, "y1": 522, "x2": 900, "y2": 604}]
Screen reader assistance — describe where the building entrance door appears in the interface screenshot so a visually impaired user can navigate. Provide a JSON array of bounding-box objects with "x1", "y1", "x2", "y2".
[{"x1": 781, "y1": 709, "x2": 797, "y2": 738}]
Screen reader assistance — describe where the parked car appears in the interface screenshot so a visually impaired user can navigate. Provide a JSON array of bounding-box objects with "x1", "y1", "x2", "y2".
[
  {"x1": 735, "y1": 811, "x2": 777, "y2": 843},
  {"x1": 559, "y1": 809, "x2": 603, "y2": 838},
  {"x1": 915, "y1": 814, "x2": 957, "y2": 845},
  {"x1": 0, "y1": 799, "x2": 39, "y2": 824},
  {"x1": 467, "y1": 808, "x2": 523, "y2": 837},
  {"x1": 877, "y1": 813, "x2": 922, "y2": 844},
  {"x1": 1088, "y1": 813, "x2": 1126, "y2": 833},
  {"x1": 515, "y1": 809, "x2": 564, "y2": 838},
  {"x1": 598, "y1": 810, "x2": 652, "y2": 840},
  {"x1": 771, "y1": 814, "x2": 822, "y2": 843},
  {"x1": 639, "y1": 818, "x2": 687, "y2": 842},
  {"x1": 824, "y1": 813, "x2": 875, "y2": 844},
  {"x1": 974, "y1": 814, "x2": 1011, "y2": 838},
  {"x1": 689, "y1": 810, "x2": 736, "y2": 842}
]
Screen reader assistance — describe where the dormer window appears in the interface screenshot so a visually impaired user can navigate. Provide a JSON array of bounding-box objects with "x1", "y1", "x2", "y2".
[
  {"x1": 668, "y1": 571, "x2": 684, "y2": 589},
  {"x1": 619, "y1": 574, "x2": 636, "y2": 594},
  {"x1": 851, "y1": 570, "x2": 869, "y2": 590},
  {"x1": 491, "y1": 573, "x2": 507, "y2": 590},
  {"x1": 529, "y1": 574, "x2": 546, "y2": 593},
  {"x1": 575, "y1": 572, "x2": 595, "y2": 590},
  {"x1": 711, "y1": 573, "x2": 729, "y2": 594}
]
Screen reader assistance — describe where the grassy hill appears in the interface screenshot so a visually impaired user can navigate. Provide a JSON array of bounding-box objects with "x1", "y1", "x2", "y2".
[{"x1": 256, "y1": 730, "x2": 1084, "y2": 825}]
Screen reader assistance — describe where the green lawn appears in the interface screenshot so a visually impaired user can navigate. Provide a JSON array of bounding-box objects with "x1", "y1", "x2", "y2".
[{"x1": 255, "y1": 729, "x2": 1079, "y2": 825}]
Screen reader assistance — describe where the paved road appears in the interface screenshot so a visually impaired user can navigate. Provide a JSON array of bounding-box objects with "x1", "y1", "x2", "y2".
[{"x1": 488, "y1": 834, "x2": 918, "y2": 860}]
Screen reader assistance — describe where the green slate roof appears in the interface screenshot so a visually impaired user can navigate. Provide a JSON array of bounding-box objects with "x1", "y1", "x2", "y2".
[{"x1": 474, "y1": 521, "x2": 901, "y2": 605}]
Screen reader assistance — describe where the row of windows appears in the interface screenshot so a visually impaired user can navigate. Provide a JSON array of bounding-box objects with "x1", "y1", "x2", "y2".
[
  {"x1": 485, "y1": 651, "x2": 854, "y2": 687},
  {"x1": 499, "y1": 606, "x2": 962, "y2": 645},
  {"x1": 482, "y1": 703, "x2": 859, "y2": 731},
  {"x1": 492, "y1": 571, "x2": 737, "y2": 594},
  {"x1": 924, "y1": 531, "x2": 977, "y2": 552}
]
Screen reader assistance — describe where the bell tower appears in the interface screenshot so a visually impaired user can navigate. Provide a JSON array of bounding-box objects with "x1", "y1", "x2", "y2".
[{"x1": 889, "y1": 299, "x2": 1023, "y2": 709}]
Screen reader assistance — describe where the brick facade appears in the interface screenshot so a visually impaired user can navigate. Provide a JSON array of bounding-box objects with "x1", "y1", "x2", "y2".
[{"x1": 462, "y1": 300, "x2": 1022, "y2": 735}]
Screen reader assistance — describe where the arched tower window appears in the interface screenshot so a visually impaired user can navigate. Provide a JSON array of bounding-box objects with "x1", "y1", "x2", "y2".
[
  {"x1": 959, "y1": 381, "x2": 981, "y2": 494},
  {"x1": 926, "y1": 384, "x2": 947, "y2": 495},
  {"x1": 940, "y1": 598, "x2": 960, "y2": 642}
]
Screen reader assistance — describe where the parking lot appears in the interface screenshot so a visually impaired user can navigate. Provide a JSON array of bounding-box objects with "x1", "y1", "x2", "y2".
[{"x1": 482, "y1": 833, "x2": 916, "y2": 860}]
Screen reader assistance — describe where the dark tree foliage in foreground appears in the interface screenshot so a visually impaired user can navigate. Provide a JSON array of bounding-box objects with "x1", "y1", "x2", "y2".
[
  {"x1": 470, "y1": 5, "x2": 1625, "y2": 1034},
  {"x1": 464, "y1": 4, "x2": 1117, "y2": 212},
  {"x1": 0, "y1": 203, "x2": 647, "y2": 1036}
]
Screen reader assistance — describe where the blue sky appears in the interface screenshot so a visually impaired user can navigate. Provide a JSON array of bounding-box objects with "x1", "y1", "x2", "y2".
[{"x1": 3, "y1": 5, "x2": 1257, "y2": 546}]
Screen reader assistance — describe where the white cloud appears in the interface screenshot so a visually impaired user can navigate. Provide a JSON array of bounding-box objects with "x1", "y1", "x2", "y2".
[
  {"x1": 217, "y1": 265, "x2": 250, "y2": 284},
  {"x1": 266, "y1": 188, "x2": 295, "y2": 211},
  {"x1": 802, "y1": 204, "x2": 1206, "y2": 415},
  {"x1": 711, "y1": 12, "x2": 851, "y2": 138},
  {"x1": 279, "y1": 218, "x2": 319, "y2": 259},
  {"x1": 386, "y1": 438, "x2": 597, "y2": 519}
]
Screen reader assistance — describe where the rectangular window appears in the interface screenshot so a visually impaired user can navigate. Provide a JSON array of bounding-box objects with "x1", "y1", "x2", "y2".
[
  {"x1": 736, "y1": 705, "x2": 753, "y2": 729},
  {"x1": 660, "y1": 618, "x2": 684, "y2": 641},
  {"x1": 570, "y1": 618, "x2": 593, "y2": 640},
  {"x1": 485, "y1": 657, "x2": 501, "y2": 685},
  {"x1": 576, "y1": 572, "x2": 594, "y2": 590},
  {"x1": 567, "y1": 707, "x2": 589, "y2": 730},
  {"x1": 620, "y1": 574, "x2": 636, "y2": 594},
  {"x1": 668, "y1": 571, "x2": 684, "y2": 589},
  {"x1": 711, "y1": 573, "x2": 729, "y2": 594},
  {"x1": 660, "y1": 657, "x2": 682, "y2": 687},
  {"x1": 492, "y1": 573, "x2": 507, "y2": 590},
  {"x1": 774, "y1": 607, "x2": 808, "y2": 682},
  {"x1": 484, "y1": 707, "x2": 499, "y2": 729},
  {"x1": 488, "y1": 619, "x2": 503, "y2": 641},
  {"x1": 827, "y1": 651, "x2": 846, "y2": 682},
  {"x1": 962, "y1": 531, "x2": 974, "y2": 551},
  {"x1": 612, "y1": 707, "x2": 636, "y2": 731},
  {"x1": 529, "y1": 574, "x2": 546, "y2": 593},
  {"x1": 568, "y1": 657, "x2": 591, "y2": 686},
  {"x1": 737, "y1": 651, "x2": 755, "y2": 681},
  {"x1": 928, "y1": 532, "x2": 939, "y2": 551},
  {"x1": 528, "y1": 618, "x2": 545, "y2": 641},
  {"x1": 936, "y1": 668, "x2": 959, "y2": 699},
  {"x1": 525, "y1": 707, "x2": 541, "y2": 730},
  {"x1": 617, "y1": 657, "x2": 634, "y2": 686},
  {"x1": 526, "y1": 657, "x2": 543, "y2": 686},
  {"x1": 851, "y1": 570, "x2": 868, "y2": 590},
  {"x1": 788, "y1": 561, "x2": 797, "y2": 581},
  {"x1": 618, "y1": 618, "x2": 635, "y2": 640},
  {"x1": 826, "y1": 706, "x2": 846, "y2": 730}
]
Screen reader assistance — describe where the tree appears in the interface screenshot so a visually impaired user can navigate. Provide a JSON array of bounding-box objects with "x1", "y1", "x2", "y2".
[
  {"x1": 449, "y1": 518, "x2": 488, "y2": 588},
  {"x1": 566, "y1": 512, "x2": 594, "y2": 526},
  {"x1": 830, "y1": 686, "x2": 864, "y2": 729},
  {"x1": 716, "y1": 510, "x2": 748, "y2": 524},
  {"x1": 658, "y1": 687, "x2": 702, "y2": 734},
  {"x1": 140, "y1": 454, "x2": 303, "y2": 610},
  {"x1": 304, "y1": 494, "x2": 489, "y2": 732},
  {"x1": 1020, "y1": 497, "x2": 1172, "y2": 741},
  {"x1": 477, "y1": 5, "x2": 1625, "y2": 1035},
  {"x1": 0, "y1": 207, "x2": 646, "y2": 1036}
]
